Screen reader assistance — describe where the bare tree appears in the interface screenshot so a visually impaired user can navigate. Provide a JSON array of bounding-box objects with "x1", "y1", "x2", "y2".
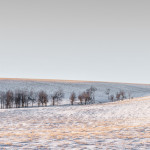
[
  {"x1": 0, "y1": 92, "x2": 2, "y2": 109},
  {"x1": 86, "y1": 86, "x2": 97, "y2": 104},
  {"x1": 0, "y1": 91, "x2": 6, "y2": 109},
  {"x1": 21, "y1": 90, "x2": 27, "y2": 108},
  {"x1": 51, "y1": 89, "x2": 64, "y2": 106},
  {"x1": 38, "y1": 91, "x2": 48, "y2": 106},
  {"x1": 116, "y1": 92, "x2": 121, "y2": 101},
  {"x1": 78, "y1": 86, "x2": 97, "y2": 105},
  {"x1": 78, "y1": 94, "x2": 84, "y2": 105},
  {"x1": 6, "y1": 90, "x2": 14, "y2": 108},
  {"x1": 119, "y1": 90, "x2": 126, "y2": 100},
  {"x1": 82, "y1": 91, "x2": 90, "y2": 105},
  {"x1": 51, "y1": 93, "x2": 57, "y2": 106},
  {"x1": 109, "y1": 94, "x2": 114, "y2": 102},
  {"x1": 15, "y1": 90, "x2": 22, "y2": 108},
  {"x1": 105, "y1": 89, "x2": 110, "y2": 100},
  {"x1": 70, "y1": 92, "x2": 76, "y2": 105},
  {"x1": 28, "y1": 91, "x2": 36, "y2": 107},
  {"x1": 128, "y1": 91, "x2": 132, "y2": 100},
  {"x1": 115, "y1": 90, "x2": 126, "y2": 101}
]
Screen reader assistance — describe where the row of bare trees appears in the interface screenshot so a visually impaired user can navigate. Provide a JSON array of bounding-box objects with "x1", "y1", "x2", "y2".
[
  {"x1": 105, "y1": 89, "x2": 133, "y2": 102},
  {"x1": 70, "y1": 86, "x2": 97, "y2": 105},
  {"x1": 0, "y1": 89, "x2": 64, "y2": 109},
  {"x1": 0, "y1": 90, "x2": 31, "y2": 109},
  {"x1": 0, "y1": 87, "x2": 97, "y2": 109},
  {"x1": 0, "y1": 87, "x2": 133, "y2": 109}
]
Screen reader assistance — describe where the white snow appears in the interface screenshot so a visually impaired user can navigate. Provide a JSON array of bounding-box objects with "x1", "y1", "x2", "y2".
[
  {"x1": 0, "y1": 97, "x2": 150, "y2": 149},
  {"x1": 0, "y1": 79, "x2": 150, "y2": 149},
  {"x1": 0, "y1": 79, "x2": 150, "y2": 103}
]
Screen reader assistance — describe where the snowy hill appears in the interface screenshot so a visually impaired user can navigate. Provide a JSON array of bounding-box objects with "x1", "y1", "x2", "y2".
[
  {"x1": 0, "y1": 96, "x2": 150, "y2": 149},
  {"x1": 1, "y1": 78, "x2": 150, "y2": 149},
  {"x1": 0, "y1": 78, "x2": 150, "y2": 103}
]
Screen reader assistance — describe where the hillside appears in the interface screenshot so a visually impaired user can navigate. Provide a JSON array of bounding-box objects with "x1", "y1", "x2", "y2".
[
  {"x1": 0, "y1": 96, "x2": 150, "y2": 149},
  {"x1": 0, "y1": 78, "x2": 150, "y2": 104}
]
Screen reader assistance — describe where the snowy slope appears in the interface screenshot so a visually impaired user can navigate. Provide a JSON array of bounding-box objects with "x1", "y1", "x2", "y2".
[
  {"x1": 0, "y1": 96, "x2": 150, "y2": 149},
  {"x1": 0, "y1": 78, "x2": 150, "y2": 103}
]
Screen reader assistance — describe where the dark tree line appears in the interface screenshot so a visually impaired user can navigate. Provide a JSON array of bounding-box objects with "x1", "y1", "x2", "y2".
[
  {"x1": 0, "y1": 86, "x2": 133, "y2": 109},
  {"x1": 0, "y1": 86, "x2": 97, "y2": 109},
  {"x1": 51, "y1": 89, "x2": 64, "y2": 106},
  {"x1": 0, "y1": 90, "x2": 36, "y2": 109},
  {"x1": 105, "y1": 88, "x2": 133, "y2": 102},
  {"x1": 70, "y1": 86, "x2": 97, "y2": 105},
  {"x1": 0, "y1": 89, "x2": 64, "y2": 109}
]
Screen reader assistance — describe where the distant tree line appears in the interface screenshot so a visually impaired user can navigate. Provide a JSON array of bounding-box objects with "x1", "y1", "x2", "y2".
[
  {"x1": 0, "y1": 89, "x2": 64, "y2": 109},
  {"x1": 71, "y1": 86, "x2": 97, "y2": 105},
  {"x1": 105, "y1": 88, "x2": 133, "y2": 102},
  {"x1": 0, "y1": 86, "x2": 133, "y2": 109}
]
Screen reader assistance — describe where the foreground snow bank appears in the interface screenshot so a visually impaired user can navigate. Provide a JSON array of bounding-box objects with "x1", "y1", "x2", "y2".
[{"x1": 0, "y1": 96, "x2": 150, "y2": 149}]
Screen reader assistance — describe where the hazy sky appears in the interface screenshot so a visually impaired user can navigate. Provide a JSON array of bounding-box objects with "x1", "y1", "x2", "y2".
[{"x1": 0, "y1": 0, "x2": 150, "y2": 83}]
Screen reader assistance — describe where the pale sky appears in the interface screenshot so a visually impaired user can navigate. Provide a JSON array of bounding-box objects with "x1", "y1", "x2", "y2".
[{"x1": 0, "y1": 0, "x2": 150, "y2": 83}]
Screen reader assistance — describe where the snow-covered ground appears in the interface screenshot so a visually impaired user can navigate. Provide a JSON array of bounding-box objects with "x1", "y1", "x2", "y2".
[
  {"x1": 1, "y1": 79, "x2": 150, "y2": 149},
  {"x1": 0, "y1": 96, "x2": 150, "y2": 149},
  {"x1": 0, "y1": 78, "x2": 150, "y2": 103}
]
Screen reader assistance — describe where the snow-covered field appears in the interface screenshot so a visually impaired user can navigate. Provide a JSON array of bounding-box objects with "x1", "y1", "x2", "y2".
[
  {"x1": 1, "y1": 79, "x2": 150, "y2": 149},
  {"x1": 0, "y1": 78, "x2": 150, "y2": 103},
  {"x1": 0, "y1": 96, "x2": 150, "y2": 149}
]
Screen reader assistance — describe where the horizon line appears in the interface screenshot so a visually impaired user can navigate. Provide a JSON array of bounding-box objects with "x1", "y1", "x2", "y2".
[{"x1": 0, "y1": 77, "x2": 150, "y2": 85}]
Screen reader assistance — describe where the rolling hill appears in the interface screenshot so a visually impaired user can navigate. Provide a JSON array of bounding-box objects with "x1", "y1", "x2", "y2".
[{"x1": 0, "y1": 78, "x2": 150, "y2": 104}]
